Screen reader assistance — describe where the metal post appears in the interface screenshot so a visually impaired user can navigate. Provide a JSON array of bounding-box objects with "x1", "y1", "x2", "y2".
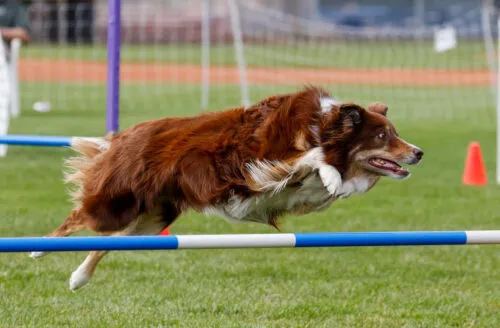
[
  {"x1": 414, "y1": 0, "x2": 425, "y2": 41},
  {"x1": 228, "y1": 0, "x2": 250, "y2": 107},
  {"x1": 496, "y1": 15, "x2": 500, "y2": 183},
  {"x1": 201, "y1": 0, "x2": 210, "y2": 110},
  {"x1": 106, "y1": 0, "x2": 120, "y2": 133}
]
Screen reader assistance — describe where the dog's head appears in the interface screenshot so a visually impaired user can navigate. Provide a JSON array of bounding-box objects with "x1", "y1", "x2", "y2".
[{"x1": 321, "y1": 102, "x2": 423, "y2": 180}]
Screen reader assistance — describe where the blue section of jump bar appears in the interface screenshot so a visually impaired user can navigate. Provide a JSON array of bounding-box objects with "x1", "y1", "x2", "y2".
[
  {"x1": 0, "y1": 135, "x2": 73, "y2": 147},
  {"x1": 0, "y1": 231, "x2": 471, "y2": 253},
  {"x1": 294, "y1": 231, "x2": 468, "y2": 247},
  {"x1": 0, "y1": 236, "x2": 179, "y2": 252}
]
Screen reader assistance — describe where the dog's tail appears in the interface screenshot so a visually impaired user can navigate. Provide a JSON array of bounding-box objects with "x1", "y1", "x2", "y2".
[{"x1": 64, "y1": 135, "x2": 113, "y2": 206}]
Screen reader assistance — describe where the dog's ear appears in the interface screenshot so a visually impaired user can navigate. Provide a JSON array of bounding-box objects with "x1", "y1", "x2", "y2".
[
  {"x1": 339, "y1": 104, "x2": 363, "y2": 128},
  {"x1": 368, "y1": 102, "x2": 388, "y2": 116},
  {"x1": 320, "y1": 103, "x2": 363, "y2": 144}
]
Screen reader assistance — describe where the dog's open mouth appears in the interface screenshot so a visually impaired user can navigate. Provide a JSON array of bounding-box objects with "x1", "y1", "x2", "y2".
[{"x1": 368, "y1": 158, "x2": 409, "y2": 177}]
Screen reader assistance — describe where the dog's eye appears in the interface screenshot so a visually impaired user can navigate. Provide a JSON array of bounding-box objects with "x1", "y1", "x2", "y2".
[{"x1": 377, "y1": 132, "x2": 387, "y2": 139}]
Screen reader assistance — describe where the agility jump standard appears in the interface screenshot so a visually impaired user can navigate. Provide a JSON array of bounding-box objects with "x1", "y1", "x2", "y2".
[
  {"x1": 0, "y1": 0, "x2": 120, "y2": 149},
  {"x1": 1, "y1": 231, "x2": 500, "y2": 252}
]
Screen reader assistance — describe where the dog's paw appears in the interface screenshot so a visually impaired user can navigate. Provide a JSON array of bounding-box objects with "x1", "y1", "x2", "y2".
[
  {"x1": 29, "y1": 251, "x2": 49, "y2": 259},
  {"x1": 319, "y1": 165, "x2": 342, "y2": 196},
  {"x1": 69, "y1": 266, "x2": 91, "y2": 291}
]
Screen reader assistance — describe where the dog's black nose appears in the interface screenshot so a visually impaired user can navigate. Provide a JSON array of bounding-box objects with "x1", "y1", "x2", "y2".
[{"x1": 413, "y1": 148, "x2": 424, "y2": 160}]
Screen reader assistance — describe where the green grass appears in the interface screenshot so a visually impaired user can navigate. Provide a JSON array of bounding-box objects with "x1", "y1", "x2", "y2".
[
  {"x1": 1, "y1": 84, "x2": 500, "y2": 327},
  {"x1": 18, "y1": 81, "x2": 495, "y2": 123},
  {"x1": 21, "y1": 40, "x2": 490, "y2": 69}
]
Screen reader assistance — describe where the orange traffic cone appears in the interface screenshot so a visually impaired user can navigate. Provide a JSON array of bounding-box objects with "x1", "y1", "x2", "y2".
[
  {"x1": 159, "y1": 227, "x2": 170, "y2": 236},
  {"x1": 462, "y1": 142, "x2": 487, "y2": 186}
]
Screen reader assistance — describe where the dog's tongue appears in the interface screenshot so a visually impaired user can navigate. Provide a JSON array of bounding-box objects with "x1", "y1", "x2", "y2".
[
  {"x1": 376, "y1": 159, "x2": 399, "y2": 170},
  {"x1": 370, "y1": 158, "x2": 408, "y2": 175}
]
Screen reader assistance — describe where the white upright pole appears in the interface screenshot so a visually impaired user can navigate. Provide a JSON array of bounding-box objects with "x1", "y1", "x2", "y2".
[
  {"x1": 482, "y1": 0, "x2": 497, "y2": 94},
  {"x1": 496, "y1": 15, "x2": 500, "y2": 184},
  {"x1": 0, "y1": 32, "x2": 10, "y2": 157},
  {"x1": 201, "y1": 0, "x2": 210, "y2": 110},
  {"x1": 9, "y1": 39, "x2": 21, "y2": 118},
  {"x1": 228, "y1": 0, "x2": 250, "y2": 107},
  {"x1": 414, "y1": 0, "x2": 425, "y2": 41},
  {"x1": 57, "y1": 2, "x2": 67, "y2": 44}
]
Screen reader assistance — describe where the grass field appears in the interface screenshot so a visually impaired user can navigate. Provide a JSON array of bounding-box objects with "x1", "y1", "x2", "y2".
[
  {"x1": 18, "y1": 81, "x2": 495, "y2": 124},
  {"x1": 21, "y1": 41, "x2": 490, "y2": 69},
  {"x1": 1, "y1": 81, "x2": 500, "y2": 327}
]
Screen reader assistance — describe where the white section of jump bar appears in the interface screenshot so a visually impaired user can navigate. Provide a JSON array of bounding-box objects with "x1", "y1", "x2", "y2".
[
  {"x1": 72, "y1": 137, "x2": 103, "y2": 144},
  {"x1": 70, "y1": 137, "x2": 109, "y2": 151},
  {"x1": 0, "y1": 135, "x2": 102, "y2": 147},
  {"x1": 466, "y1": 230, "x2": 500, "y2": 244},
  {"x1": 177, "y1": 234, "x2": 296, "y2": 249}
]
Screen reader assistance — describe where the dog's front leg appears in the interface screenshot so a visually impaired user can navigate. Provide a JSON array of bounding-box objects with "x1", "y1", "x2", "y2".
[
  {"x1": 318, "y1": 164, "x2": 342, "y2": 196},
  {"x1": 295, "y1": 148, "x2": 342, "y2": 196}
]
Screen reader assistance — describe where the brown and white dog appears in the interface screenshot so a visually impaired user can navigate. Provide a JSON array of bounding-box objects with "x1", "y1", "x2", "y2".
[{"x1": 30, "y1": 86, "x2": 423, "y2": 290}]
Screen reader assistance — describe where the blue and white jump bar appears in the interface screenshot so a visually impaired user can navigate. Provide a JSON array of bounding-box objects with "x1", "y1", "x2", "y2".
[
  {"x1": 0, "y1": 135, "x2": 99, "y2": 147},
  {"x1": 1, "y1": 231, "x2": 500, "y2": 252}
]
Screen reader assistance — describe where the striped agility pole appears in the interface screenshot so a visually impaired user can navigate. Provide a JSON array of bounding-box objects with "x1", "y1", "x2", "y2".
[
  {"x1": 1, "y1": 231, "x2": 500, "y2": 253},
  {"x1": 0, "y1": 135, "x2": 99, "y2": 147}
]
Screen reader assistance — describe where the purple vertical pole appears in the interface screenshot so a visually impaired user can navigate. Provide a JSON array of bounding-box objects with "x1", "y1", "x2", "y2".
[{"x1": 106, "y1": 0, "x2": 120, "y2": 133}]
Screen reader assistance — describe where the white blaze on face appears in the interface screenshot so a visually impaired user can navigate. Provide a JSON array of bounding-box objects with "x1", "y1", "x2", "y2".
[{"x1": 397, "y1": 137, "x2": 423, "y2": 165}]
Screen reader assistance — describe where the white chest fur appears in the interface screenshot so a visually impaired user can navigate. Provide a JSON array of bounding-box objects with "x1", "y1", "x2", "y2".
[
  {"x1": 336, "y1": 177, "x2": 373, "y2": 199},
  {"x1": 204, "y1": 173, "x2": 373, "y2": 225},
  {"x1": 204, "y1": 172, "x2": 334, "y2": 224}
]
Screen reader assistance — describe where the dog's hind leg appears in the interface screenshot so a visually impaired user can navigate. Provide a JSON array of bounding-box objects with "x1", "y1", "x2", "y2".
[
  {"x1": 69, "y1": 204, "x2": 180, "y2": 291},
  {"x1": 30, "y1": 209, "x2": 87, "y2": 259},
  {"x1": 69, "y1": 249, "x2": 109, "y2": 291}
]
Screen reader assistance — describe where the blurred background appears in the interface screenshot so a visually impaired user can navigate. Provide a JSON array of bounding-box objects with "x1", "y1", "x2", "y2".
[
  {"x1": 2, "y1": 2, "x2": 500, "y2": 326},
  {"x1": 15, "y1": 0, "x2": 498, "y2": 126}
]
